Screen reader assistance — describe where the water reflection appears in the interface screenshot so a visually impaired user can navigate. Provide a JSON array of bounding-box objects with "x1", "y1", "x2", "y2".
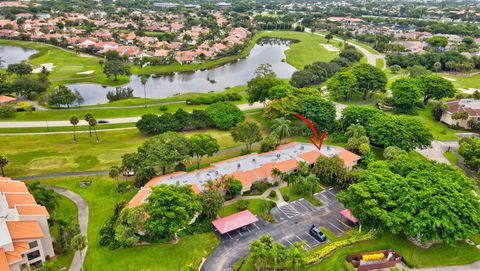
[
  {"x1": 67, "y1": 38, "x2": 297, "y2": 105},
  {"x1": 0, "y1": 45, "x2": 38, "y2": 66}
]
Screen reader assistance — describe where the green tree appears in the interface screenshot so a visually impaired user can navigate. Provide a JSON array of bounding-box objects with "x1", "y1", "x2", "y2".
[
  {"x1": 297, "y1": 96, "x2": 336, "y2": 132},
  {"x1": 114, "y1": 206, "x2": 147, "y2": 247},
  {"x1": 48, "y1": 85, "x2": 83, "y2": 108},
  {"x1": 103, "y1": 60, "x2": 131, "y2": 81},
  {"x1": 189, "y1": 134, "x2": 219, "y2": 169},
  {"x1": 407, "y1": 65, "x2": 431, "y2": 78},
  {"x1": 337, "y1": 158, "x2": 480, "y2": 244},
  {"x1": 198, "y1": 189, "x2": 224, "y2": 220},
  {"x1": 459, "y1": 136, "x2": 480, "y2": 172},
  {"x1": 7, "y1": 62, "x2": 32, "y2": 77},
  {"x1": 70, "y1": 234, "x2": 88, "y2": 271},
  {"x1": 247, "y1": 76, "x2": 284, "y2": 104},
  {"x1": 205, "y1": 102, "x2": 245, "y2": 130},
  {"x1": 88, "y1": 117, "x2": 99, "y2": 142},
  {"x1": 369, "y1": 115, "x2": 432, "y2": 151},
  {"x1": 270, "y1": 117, "x2": 292, "y2": 144},
  {"x1": 137, "y1": 132, "x2": 191, "y2": 175},
  {"x1": 84, "y1": 113, "x2": 94, "y2": 137},
  {"x1": 419, "y1": 75, "x2": 457, "y2": 104},
  {"x1": 327, "y1": 70, "x2": 358, "y2": 100},
  {"x1": 69, "y1": 116, "x2": 79, "y2": 142},
  {"x1": 144, "y1": 184, "x2": 202, "y2": 240},
  {"x1": 312, "y1": 155, "x2": 350, "y2": 188},
  {"x1": 391, "y1": 77, "x2": 422, "y2": 112},
  {"x1": 390, "y1": 65, "x2": 401, "y2": 74},
  {"x1": 383, "y1": 146, "x2": 408, "y2": 160},
  {"x1": 431, "y1": 102, "x2": 447, "y2": 121},
  {"x1": 427, "y1": 36, "x2": 448, "y2": 50},
  {"x1": 109, "y1": 165, "x2": 121, "y2": 184},
  {"x1": 288, "y1": 241, "x2": 306, "y2": 271},
  {"x1": 0, "y1": 155, "x2": 8, "y2": 177},
  {"x1": 325, "y1": 33, "x2": 333, "y2": 43},
  {"x1": 261, "y1": 133, "x2": 279, "y2": 152},
  {"x1": 345, "y1": 124, "x2": 367, "y2": 138},
  {"x1": 351, "y1": 64, "x2": 387, "y2": 100},
  {"x1": 231, "y1": 121, "x2": 263, "y2": 152},
  {"x1": 27, "y1": 182, "x2": 59, "y2": 213}
]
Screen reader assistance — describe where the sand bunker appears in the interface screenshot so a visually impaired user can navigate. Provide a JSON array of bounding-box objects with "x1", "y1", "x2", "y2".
[
  {"x1": 76, "y1": 70, "x2": 95, "y2": 75},
  {"x1": 32, "y1": 63, "x2": 55, "y2": 73},
  {"x1": 321, "y1": 44, "x2": 340, "y2": 52}
]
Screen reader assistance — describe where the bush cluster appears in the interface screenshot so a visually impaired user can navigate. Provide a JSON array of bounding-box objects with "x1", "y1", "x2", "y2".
[{"x1": 186, "y1": 93, "x2": 242, "y2": 105}]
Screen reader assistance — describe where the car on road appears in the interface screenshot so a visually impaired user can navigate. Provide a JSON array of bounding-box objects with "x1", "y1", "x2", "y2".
[{"x1": 309, "y1": 225, "x2": 327, "y2": 242}]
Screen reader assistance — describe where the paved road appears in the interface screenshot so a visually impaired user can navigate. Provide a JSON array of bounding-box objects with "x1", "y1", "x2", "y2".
[
  {"x1": 202, "y1": 188, "x2": 349, "y2": 271},
  {"x1": 50, "y1": 187, "x2": 89, "y2": 271},
  {"x1": 415, "y1": 140, "x2": 459, "y2": 164},
  {"x1": 0, "y1": 102, "x2": 264, "y2": 128}
]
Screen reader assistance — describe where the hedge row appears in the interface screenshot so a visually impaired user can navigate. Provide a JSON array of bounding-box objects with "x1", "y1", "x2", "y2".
[{"x1": 186, "y1": 93, "x2": 242, "y2": 105}]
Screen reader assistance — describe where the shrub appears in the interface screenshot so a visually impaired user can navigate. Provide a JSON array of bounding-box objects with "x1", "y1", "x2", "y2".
[
  {"x1": 115, "y1": 182, "x2": 130, "y2": 194},
  {"x1": 159, "y1": 105, "x2": 168, "y2": 111},
  {"x1": 237, "y1": 199, "x2": 248, "y2": 210},
  {"x1": 0, "y1": 106, "x2": 16, "y2": 118},
  {"x1": 269, "y1": 190, "x2": 276, "y2": 198},
  {"x1": 250, "y1": 181, "x2": 272, "y2": 194},
  {"x1": 283, "y1": 194, "x2": 290, "y2": 202},
  {"x1": 15, "y1": 101, "x2": 35, "y2": 112},
  {"x1": 106, "y1": 87, "x2": 134, "y2": 102}
]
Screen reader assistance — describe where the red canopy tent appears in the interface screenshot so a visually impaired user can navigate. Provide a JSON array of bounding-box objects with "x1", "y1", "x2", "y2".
[
  {"x1": 212, "y1": 210, "x2": 258, "y2": 234},
  {"x1": 340, "y1": 209, "x2": 359, "y2": 224}
]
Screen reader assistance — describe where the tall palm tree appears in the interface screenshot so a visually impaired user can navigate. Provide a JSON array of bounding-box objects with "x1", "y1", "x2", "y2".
[
  {"x1": 88, "y1": 117, "x2": 99, "y2": 142},
  {"x1": 109, "y1": 165, "x2": 120, "y2": 186},
  {"x1": 70, "y1": 234, "x2": 87, "y2": 271},
  {"x1": 140, "y1": 74, "x2": 150, "y2": 108},
  {"x1": 84, "y1": 113, "x2": 94, "y2": 137},
  {"x1": 69, "y1": 116, "x2": 79, "y2": 142},
  {"x1": 288, "y1": 242, "x2": 306, "y2": 271},
  {"x1": 271, "y1": 117, "x2": 292, "y2": 144},
  {"x1": 0, "y1": 155, "x2": 8, "y2": 177}
]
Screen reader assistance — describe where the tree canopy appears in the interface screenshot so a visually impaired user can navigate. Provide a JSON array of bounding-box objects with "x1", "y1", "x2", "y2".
[
  {"x1": 205, "y1": 102, "x2": 245, "y2": 130},
  {"x1": 337, "y1": 158, "x2": 480, "y2": 244},
  {"x1": 391, "y1": 77, "x2": 423, "y2": 113}
]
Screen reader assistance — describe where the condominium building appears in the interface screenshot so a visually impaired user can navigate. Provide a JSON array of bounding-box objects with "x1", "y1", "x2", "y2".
[
  {"x1": 0, "y1": 177, "x2": 54, "y2": 271},
  {"x1": 128, "y1": 142, "x2": 361, "y2": 207}
]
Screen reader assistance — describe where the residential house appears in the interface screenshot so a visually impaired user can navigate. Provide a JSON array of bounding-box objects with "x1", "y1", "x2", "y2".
[
  {"x1": 441, "y1": 99, "x2": 480, "y2": 128},
  {"x1": 0, "y1": 177, "x2": 55, "y2": 271},
  {"x1": 127, "y1": 142, "x2": 361, "y2": 208}
]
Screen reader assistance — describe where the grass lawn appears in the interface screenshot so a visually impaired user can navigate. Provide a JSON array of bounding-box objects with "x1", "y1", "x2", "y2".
[
  {"x1": 279, "y1": 186, "x2": 322, "y2": 206},
  {"x1": 411, "y1": 104, "x2": 463, "y2": 140},
  {"x1": 443, "y1": 151, "x2": 458, "y2": 165},
  {"x1": 47, "y1": 193, "x2": 78, "y2": 269},
  {"x1": 29, "y1": 176, "x2": 219, "y2": 271},
  {"x1": 218, "y1": 199, "x2": 276, "y2": 222},
  {"x1": 305, "y1": 233, "x2": 480, "y2": 270},
  {"x1": 0, "y1": 128, "x2": 241, "y2": 177},
  {"x1": 440, "y1": 73, "x2": 480, "y2": 89},
  {"x1": 0, "y1": 123, "x2": 135, "y2": 133},
  {"x1": 0, "y1": 39, "x2": 126, "y2": 86}
]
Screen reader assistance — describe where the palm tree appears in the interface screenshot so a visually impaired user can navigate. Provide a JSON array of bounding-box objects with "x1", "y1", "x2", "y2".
[
  {"x1": 345, "y1": 124, "x2": 366, "y2": 138},
  {"x1": 84, "y1": 113, "x2": 94, "y2": 137},
  {"x1": 109, "y1": 165, "x2": 120, "y2": 186},
  {"x1": 288, "y1": 242, "x2": 306, "y2": 271},
  {"x1": 70, "y1": 234, "x2": 87, "y2": 271},
  {"x1": 69, "y1": 116, "x2": 79, "y2": 141},
  {"x1": 271, "y1": 117, "x2": 292, "y2": 144},
  {"x1": 305, "y1": 175, "x2": 319, "y2": 197},
  {"x1": 0, "y1": 155, "x2": 8, "y2": 177},
  {"x1": 88, "y1": 117, "x2": 99, "y2": 142},
  {"x1": 140, "y1": 74, "x2": 150, "y2": 108}
]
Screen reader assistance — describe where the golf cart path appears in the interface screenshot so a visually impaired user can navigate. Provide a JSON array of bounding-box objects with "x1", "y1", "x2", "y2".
[{"x1": 50, "y1": 187, "x2": 88, "y2": 271}]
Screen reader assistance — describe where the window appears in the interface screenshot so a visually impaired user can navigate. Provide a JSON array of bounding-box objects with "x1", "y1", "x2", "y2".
[
  {"x1": 28, "y1": 241, "x2": 38, "y2": 249},
  {"x1": 27, "y1": 250, "x2": 41, "y2": 261}
]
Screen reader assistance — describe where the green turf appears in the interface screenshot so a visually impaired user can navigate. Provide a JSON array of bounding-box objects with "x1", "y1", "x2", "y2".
[
  {"x1": 28, "y1": 176, "x2": 219, "y2": 271},
  {"x1": 440, "y1": 73, "x2": 480, "y2": 89},
  {"x1": 305, "y1": 233, "x2": 480, "y2": 270},
  {"x1": 443, "y1": 151, "x2": 458, "y2": 165},
  {"x1": 218, "y1": 199, "x2": 276, "y2": 222},
  {"x1": 410, "y1": 104, "x2": 463, "y2": 140},
  {"x1": 0, "y1": 123, "x2": 135, "y2": 133},
  {"x1": 0, "y1": 129, "x2": 240, "y2": 177},
  {"x1": 279, "y1": 186, "x2": 322, "y2": 206}
]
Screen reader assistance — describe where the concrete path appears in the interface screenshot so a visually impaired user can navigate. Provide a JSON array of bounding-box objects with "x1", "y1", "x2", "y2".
[
  {"x1": 50, "y1": 187, "x2": 89, "y2": 271},
  {"x1": 0, "y1": 102, "x2": 264, "y2": 128},
  {"x1": 415, "y1": 140, "x2": 459, "y2": 164}
]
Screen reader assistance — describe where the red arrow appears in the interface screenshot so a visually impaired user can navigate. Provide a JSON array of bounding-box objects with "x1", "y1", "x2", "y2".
[{"x1": 295, "y1": 113, "x2": 327, "y2": 150}]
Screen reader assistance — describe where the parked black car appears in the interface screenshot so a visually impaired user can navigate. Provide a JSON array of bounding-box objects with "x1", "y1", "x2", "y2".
[{"x1": 309, "y1": 225, "x2": 327, "y2": 242}]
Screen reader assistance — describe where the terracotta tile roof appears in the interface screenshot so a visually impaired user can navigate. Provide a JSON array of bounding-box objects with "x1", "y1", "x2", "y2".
[
  {"x1": 0, "y1": 181, "x2": 29, "y2": 193},
  {"x1": 212, "y1": 210, "x2": 258, "y2": 234},
  {"x1": 5, "y1": 194, "x2": 37, "y2": 208},
  {"x1": 5, "y1": 250, "x2": 21, "y2": 264},
  {"x1": 298, "y1": 150, "x2": 322, "y2": 164},
  {"x1": 127, "y1": 188, "x2": 151, "y2": 207},
  {"x1": 16, "y1": 205, "x2": 49, "y2": 217},
  {"x1": 191, "y1": 183, "x2": 201, "y2": 194},
  {"x1": 260, "y1": 162, "x2": 278, "y2": 178},
  {"x1": 274, "y1": 158, "x2": 299, "y2": 172},
  {"x1": 336, "y1": 150, "x2": 361, "y2": 167},
  {"x1": 6, "y1": 221, "x2": 44, "y2": 240},
  {"x1": 0, "y1": 249, "x2": 8, "y2": 271},
  {"x1": 13, "y1": 242, "x2": 30, "y2": 253},
  {"x1": 230, "y1": 170, "x2": 258, "y2": 187},
  {"x1": 0, "y1": 95, "x2": 16, "y2": 103}
]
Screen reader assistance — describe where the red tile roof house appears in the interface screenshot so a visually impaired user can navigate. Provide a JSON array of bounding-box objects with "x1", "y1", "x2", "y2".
[
  {"x1": 440, "y1": 99, "x2": 480, "y2": 129},
  {"x1": 0, "y1": 95, "x2": 16, "y2": 105},
  {"x1": 127, "y1": 142, "x2": 360, "y2": 208},
  {"x1": 0, "y1": 177, "x2": 55, "y2": 271}
]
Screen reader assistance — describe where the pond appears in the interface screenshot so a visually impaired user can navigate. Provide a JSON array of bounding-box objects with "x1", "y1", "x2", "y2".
[
  {"x1": 67, "y1": 38, "x2": 297, "y2": 105},
  {"x1": 0, "y1": 45, "x2": 38, "y2": 66}
]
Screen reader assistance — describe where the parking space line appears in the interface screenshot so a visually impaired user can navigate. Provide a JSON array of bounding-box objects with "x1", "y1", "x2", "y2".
[
  {"x1": 285, "y1": 239, "x2": 293, "y2": 246},
  {"x1": 326, "y1": 189, "x2": 336, "y2": 197},
  {"x1": 299, "y1": 199, "x2": 316, "y2": 211},
  {"x1": 236, "y1": 229, "x2": 243, "y2": 236},
  {"x1": 337, "y1": 219, "x2": 352, "y2": 230},
  {"x1": 253, "y1": 223, "x2": 260, "y2": 230},
  {"x1": 278, "y1": 207, "x2": 292, "y2": 218},
  {"x1": 304, "y1": 232, "x2": 320, "y2": 243},
  {"x1": 328, "y1": 221, "x2": 345, "y2": 233},
  {"x1": 226, "y1": 232, "x2": 233, "y2": 240},
  {"x1": 295, "y1": 235, "x2": 311, "y2": 248}
]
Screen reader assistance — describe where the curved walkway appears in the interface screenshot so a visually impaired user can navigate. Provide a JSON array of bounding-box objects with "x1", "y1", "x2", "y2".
[{"x1": 50, "y1": 187, "x2": 89, "y2": 271}]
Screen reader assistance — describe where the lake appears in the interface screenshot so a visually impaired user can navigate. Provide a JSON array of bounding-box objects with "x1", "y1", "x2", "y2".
[
  {"x1": 0, "y1": 45, "x2": 38, "y2": 66},
  {"x1": 67, "y1": 38, "x2": 297, "y2": 105}
]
